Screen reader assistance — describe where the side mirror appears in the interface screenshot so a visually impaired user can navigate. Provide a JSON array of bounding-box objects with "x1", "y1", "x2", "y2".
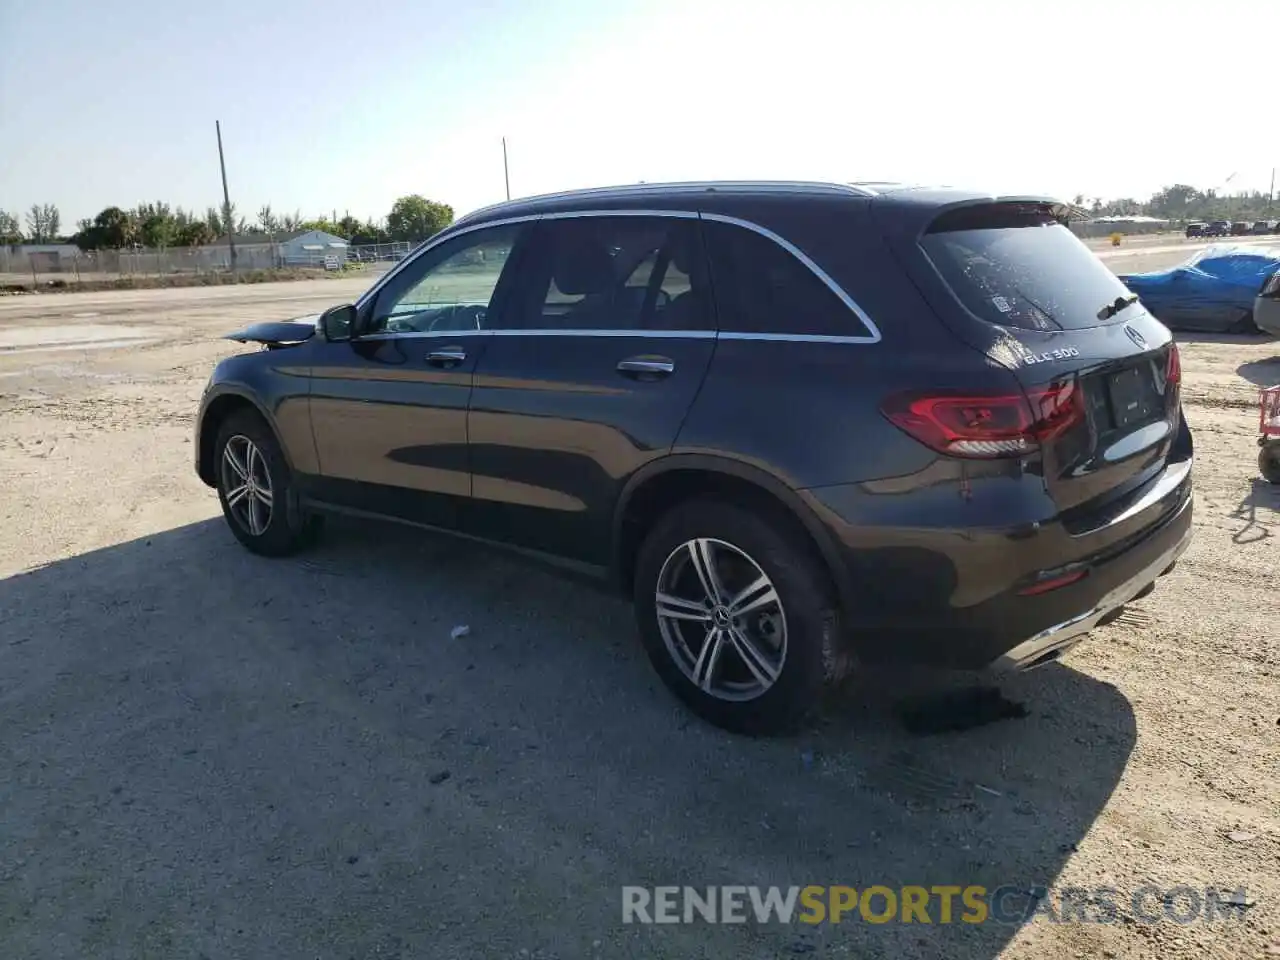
[{"x1": 320, "y1": 303, "x2": 357, "y2": 342}]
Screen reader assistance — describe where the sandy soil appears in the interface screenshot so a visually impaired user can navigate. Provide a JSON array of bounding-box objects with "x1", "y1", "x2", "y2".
[{"x1": 0, "y1": 262, "x2": 1277, "y2": 960}]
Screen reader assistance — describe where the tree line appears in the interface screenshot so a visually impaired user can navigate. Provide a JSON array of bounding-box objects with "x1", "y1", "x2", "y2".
[
  {"x1": 1076, "y1": 184, "x2": 1278, "y2": 222},
  {"x1": 0, "y1": 195, "x2": 454, "y2": 250},
  {"x1": 0, "y1": 204, "x2": 62, "y2": 244}
]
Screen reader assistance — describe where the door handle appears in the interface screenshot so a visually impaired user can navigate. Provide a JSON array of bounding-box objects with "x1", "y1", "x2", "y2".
[
  {"x1": 426, "y1": 345, "x2": 467, "y2": 366},
  {"x1": 616, "y1": 356, "x2": 675, "y2": 379}
]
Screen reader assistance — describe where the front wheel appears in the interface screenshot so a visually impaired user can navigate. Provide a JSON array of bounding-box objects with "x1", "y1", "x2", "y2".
[
  {"x1": 215, "y1": 410, "x2": 321, "y2": 556},
  {"x1": 633, "y1": 499, "x2": 843, "y2": 736}
]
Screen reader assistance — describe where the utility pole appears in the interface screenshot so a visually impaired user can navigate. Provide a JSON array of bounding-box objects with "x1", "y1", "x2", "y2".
[
  {"x1": 1270, "y1": 167, "x2": 1275, "y2": 207},
  {"x1": 215, "y1": 121, "x2": 236, "y2": 271},
  {"x1": 502, "y1": 137, "x2": 511, "y2": 201}
]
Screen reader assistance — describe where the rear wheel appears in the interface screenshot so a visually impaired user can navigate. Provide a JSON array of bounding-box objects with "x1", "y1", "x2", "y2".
[
  {"x1": 633, "y1": 499, "x2": 842, "y2": 736},
  {"x1": 1260, "y1": 439, "x2": 1280, "y2": 484},
  {"x1": 215, "y1": 410, "x2": 321, "y2": 556}
]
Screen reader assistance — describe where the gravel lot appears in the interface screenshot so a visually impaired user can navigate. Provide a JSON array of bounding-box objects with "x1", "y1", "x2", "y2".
[{"x1": 1, "y1": 248, "x2": 1277, "y2": 960}]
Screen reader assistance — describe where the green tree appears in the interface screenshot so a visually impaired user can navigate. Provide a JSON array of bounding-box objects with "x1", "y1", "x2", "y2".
[
  {"x1": 257, "y1": 205, "x2": 279, "y2": 234},
  {"x1": 176, "y1": 220, "x2": 216, "y2": 247},
  {"x1": 350, "y1": 218, "x2": 387, "y2": 245},
  {"x1": 25, "y1": 203, "x2": 60, "y2": 242},
  {"x1": 386, "y1": 195, "x2": 453, "y2": 243},
  {"x1": 135, "y1": 202, "x2": 176, "y2": 248},
  {"x1": 0, "y1": 210, "x2": 22, "y2": 244},
  {"x1": 73, "y1": 206, "x2": 137, "y2": 249},
  {"x1": 298, "y1": 218, "x2": 336, "y2": 234},
  {"x1": 337, "y1": 214, "x2": 362, "y2": 238}
]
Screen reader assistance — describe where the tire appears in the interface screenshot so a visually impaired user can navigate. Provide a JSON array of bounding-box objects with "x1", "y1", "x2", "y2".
[
  {"x1": 214, "y1": 409, "x2": 321, "y2": 556},
  {"x1": 1260, "y1": 440, "x2": 1280, "y2": 485},
  {"x1": 633, "y1": 498, "x2": 842, "y2": 736}
]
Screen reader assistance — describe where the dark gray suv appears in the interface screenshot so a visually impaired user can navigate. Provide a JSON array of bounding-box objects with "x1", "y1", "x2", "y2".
[{"x1": 196, "y1": 181, "x2": 1193, "y2": 735}]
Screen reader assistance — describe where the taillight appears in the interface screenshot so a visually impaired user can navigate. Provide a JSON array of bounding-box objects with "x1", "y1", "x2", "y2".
[
  {"x1": 1166, "y1": 342, "x2": 1181, "y2": 387},
  {"x1": 881, "y1": 383, "x2": 1083, "y2": 459}
]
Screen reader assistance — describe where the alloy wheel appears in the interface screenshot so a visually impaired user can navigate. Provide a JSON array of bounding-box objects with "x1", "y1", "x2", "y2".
[
  {"x1": 220, "y1": 435, "x2": 274, "y2": 536},
  {"x1": 654, "y1": 538, "x2": 787, "y2": 702}
]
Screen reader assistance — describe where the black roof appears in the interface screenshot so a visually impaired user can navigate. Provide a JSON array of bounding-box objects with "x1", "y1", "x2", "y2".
[{"x1": 453, "y1": 180, "x2": 1063, "y2": 235}]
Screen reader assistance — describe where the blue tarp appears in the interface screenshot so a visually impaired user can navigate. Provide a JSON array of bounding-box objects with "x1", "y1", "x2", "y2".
[{"x1": 1119, "y1": 244, "x2": 1280, "y2": 332}]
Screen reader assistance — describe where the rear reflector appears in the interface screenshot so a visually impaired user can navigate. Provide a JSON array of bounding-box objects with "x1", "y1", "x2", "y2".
[
  {"x1": 881, "y1": 383, "x2": 1083, "y2": 459},
  {"x1": 1018, "y1": 569, "x2": 1089, "y2": 596}
]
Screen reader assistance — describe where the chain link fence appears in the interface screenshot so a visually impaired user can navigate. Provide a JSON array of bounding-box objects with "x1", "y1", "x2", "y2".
[{"x1": 1, "y1": 240, "x2": 412, "y2": 286}]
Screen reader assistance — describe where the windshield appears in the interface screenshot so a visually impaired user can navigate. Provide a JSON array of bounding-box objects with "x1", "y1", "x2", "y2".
[{"x1": 920, "y1": 205, "x2": 1136, "y2": 331}]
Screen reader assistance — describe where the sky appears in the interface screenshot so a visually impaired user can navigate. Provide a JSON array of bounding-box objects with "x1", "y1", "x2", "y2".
[{"x1": 1, "y1": 0, "x2": 1276, "y2": 230}]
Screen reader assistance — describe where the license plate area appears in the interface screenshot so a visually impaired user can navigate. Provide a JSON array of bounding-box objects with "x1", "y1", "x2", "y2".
[{"x1": 1106, "y1": 363, "x2": 1162, "y2": 430}]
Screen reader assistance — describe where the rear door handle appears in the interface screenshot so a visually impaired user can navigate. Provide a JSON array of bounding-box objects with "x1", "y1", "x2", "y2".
[
  {"x1": 426, "y1": 345, "x2": 467, "y2": 366},
  {"x1": 617, "y1": 356, "x2": 675, "y2": 379}
]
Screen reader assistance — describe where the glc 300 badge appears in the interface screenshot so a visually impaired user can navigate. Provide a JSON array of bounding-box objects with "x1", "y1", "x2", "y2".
[{"x1": 1022, "y1": 346, "x2": 1081, "y2": 365}]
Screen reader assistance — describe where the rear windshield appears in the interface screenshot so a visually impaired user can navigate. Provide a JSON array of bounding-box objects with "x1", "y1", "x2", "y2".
[{"x1": 920, "y1": 204, "x2": 1135, "y2": 331}]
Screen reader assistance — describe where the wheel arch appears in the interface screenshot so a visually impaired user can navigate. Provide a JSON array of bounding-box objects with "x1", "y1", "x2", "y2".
[
  {"x1": 611, "y1": 455, "x2": 850, "y2": 607},
  {"x1": 197, "y1": 388, "x2": 292, "y2": 487}
]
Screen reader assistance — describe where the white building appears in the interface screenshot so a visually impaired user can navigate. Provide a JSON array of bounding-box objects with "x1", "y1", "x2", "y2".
[
  {"x1": 278, "y1": 229, "x2": 349, "y2": 266},
  {"x1": 206, "y1": 229, "x2": 349, "y2": 267}
]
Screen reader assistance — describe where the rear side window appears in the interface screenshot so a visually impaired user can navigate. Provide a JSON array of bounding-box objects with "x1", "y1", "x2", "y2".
[
  {"x1": 920, "y1": 204, "x2": 1136, "y2": 331},
  {"x1": 512, "y1": 217, "x2": 711, "y2": 332},
  {"x1": 702, "y1": 220, "x2": 871, "y2": 338}
]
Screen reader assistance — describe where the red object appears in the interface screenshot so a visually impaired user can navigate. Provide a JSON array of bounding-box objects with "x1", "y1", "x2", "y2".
[
  {"x1": 1018, "y1": 569, "x2": 1089, "y2": 596},
  {"x1": 1261, "y1": 385, "x2": 1280, "y2": 438},
  {"x1": 1166, "y1": 342, "x2": 1181, "y2": 388},
  {"x1": 882, "y1": 383, "x2": 1084, "y2": 459}
]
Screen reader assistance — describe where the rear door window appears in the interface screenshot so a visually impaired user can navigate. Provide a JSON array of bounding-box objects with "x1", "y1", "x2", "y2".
[
  {"x1": 511, "y1": 217, "x2": 712, "y2": 332},
  {"x1": 702, "y1": 219, "x2": 872, "y2": 338},
  {"x1": 920, "y1": 204, "x2": 1137, "y2": 331}
]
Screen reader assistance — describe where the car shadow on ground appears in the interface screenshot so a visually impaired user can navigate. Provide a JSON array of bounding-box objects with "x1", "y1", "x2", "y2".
[
  {"x1": 1231, "y1": 478, "x2": 1280, "y2": 544},
  {"x1": 0, "y1": 517, "x2": 1137, "y2": 960},
  {"x1": 1237, "y1": 355, "x2": 1280, "y2": 386}
]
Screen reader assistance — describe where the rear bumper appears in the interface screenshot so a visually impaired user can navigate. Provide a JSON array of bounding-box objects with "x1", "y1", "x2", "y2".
[
  {"x1": 986, "y1": 493, "x2": 1192, "y2": 671},
  {"x1": 802, "y1": 450, "x2": 1194, "y2": 671}
]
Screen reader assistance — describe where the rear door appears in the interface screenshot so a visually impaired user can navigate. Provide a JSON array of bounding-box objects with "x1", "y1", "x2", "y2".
[
  {"x1": 891, "y1": 202, "x2": 1185, "y2": 526},
  {"x1": 465, "y1": 213, "x2": 716, "y2": 566}
]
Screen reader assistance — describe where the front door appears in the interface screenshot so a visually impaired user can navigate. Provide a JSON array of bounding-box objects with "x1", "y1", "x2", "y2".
[
  {"x1": 307, "y1": 223, "x2": 528, "y2": 528},
  {"x1": 467, "y1": 214, "x2": 718, "y2": 566}
]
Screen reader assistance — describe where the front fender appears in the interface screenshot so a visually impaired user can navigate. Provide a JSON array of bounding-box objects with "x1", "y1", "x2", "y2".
[{"x1": 195, "y1": 350, "x2": 316, "y2": 485}]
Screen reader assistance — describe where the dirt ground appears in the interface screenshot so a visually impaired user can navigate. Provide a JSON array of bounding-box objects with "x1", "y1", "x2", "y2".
[{"x1": 1, "y1": 254, "x2": 1277, "y2": 960}]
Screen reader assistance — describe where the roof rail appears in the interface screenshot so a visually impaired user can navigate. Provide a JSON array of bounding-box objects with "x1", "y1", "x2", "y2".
[{"x1": 458, "y1": 180, "x2": 876, "y2": 223}]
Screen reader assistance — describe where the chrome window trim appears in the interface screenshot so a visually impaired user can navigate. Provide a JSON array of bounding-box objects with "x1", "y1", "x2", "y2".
[
  {"x1": 359, "y1": 329, "x2": 718, "y2": 341},
  {"x1": 354, "y1": 207, "x2": 882, "y2": 346},
  {"x1": 699, "y1": 212, "x2": 883, "y2": 344},
  {"x1": 539, "y1": 208, "x2": 700, "y2": 221},
  {"x1": 717, "y1": 332, "x2": 878, "y2": 344}
]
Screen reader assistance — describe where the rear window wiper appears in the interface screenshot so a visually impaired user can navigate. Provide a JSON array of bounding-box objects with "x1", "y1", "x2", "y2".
[{"x1": 1096, "y1": 294, "x2": 1139, "y2": 321}]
